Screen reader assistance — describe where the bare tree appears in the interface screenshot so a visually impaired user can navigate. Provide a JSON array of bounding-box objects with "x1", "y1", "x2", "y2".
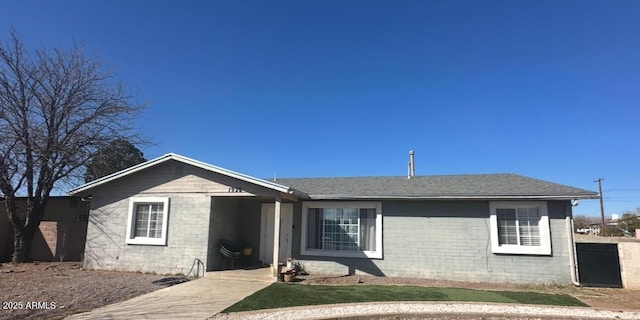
[
  {"x1": 0, "y1": 29, "x2": 143, "y2": 263},
  {"x1": 619, "y1": 211, "x2": 640, "y2": 236}
]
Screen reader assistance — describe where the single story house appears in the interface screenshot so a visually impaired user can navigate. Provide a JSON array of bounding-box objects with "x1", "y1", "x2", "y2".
[{"x1": 69, "y1": 153, "x2": 598, "y2": 284}]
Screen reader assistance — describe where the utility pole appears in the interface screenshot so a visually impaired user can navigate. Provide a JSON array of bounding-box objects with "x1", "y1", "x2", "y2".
[{"x1": 595, "y1": 178, "x2": 606, "y2": 236}]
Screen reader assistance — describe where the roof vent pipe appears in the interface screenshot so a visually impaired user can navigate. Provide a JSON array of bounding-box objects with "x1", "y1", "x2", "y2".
[{"x1": 409, "y1": 150, "x2": 416, "y2": 179}]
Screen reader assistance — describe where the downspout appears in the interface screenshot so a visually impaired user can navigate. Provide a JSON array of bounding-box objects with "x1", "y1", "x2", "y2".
[{"x1": 566, "y1": 205, "x2": 580, "y2": 286}]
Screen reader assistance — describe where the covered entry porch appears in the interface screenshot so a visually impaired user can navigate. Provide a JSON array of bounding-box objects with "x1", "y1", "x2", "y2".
[{"x1": 206, "y1": 195, "x2": 297, "y2": 278}]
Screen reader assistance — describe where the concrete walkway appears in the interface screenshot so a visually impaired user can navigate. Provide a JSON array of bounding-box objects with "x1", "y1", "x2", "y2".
[{"x1": 66, "y1": 277, "x2": 273, "y2": 320}]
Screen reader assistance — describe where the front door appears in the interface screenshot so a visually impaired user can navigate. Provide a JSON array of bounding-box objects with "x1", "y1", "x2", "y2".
[{"x1": 259, "y1": 203, "x2": 293, "y2": 264}]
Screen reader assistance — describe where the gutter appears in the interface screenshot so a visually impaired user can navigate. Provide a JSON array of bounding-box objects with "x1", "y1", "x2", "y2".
[
  {"x1": 306, "y1": 194, "x2": 600, "y2": 200},
  {"x1": 566, "y1": 205, "x2": 580, "y2": 286}
]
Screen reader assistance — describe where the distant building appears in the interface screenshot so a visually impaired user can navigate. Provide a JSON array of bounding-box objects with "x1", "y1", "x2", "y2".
[{"x1": 577, "y1": 225, "x2": 601, "y2": 235}]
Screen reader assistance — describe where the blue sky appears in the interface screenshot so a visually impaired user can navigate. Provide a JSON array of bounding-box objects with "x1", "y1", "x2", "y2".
[{"x1": 1, "y1": 1, "x2": 639, "y2": 217}]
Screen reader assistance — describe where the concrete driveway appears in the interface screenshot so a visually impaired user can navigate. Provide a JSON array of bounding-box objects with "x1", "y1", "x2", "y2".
[{"x1": 66, "y1": 277, "x2": 273, "y2": 320}]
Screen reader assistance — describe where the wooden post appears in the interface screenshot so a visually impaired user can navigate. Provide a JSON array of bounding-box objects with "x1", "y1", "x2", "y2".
[
  {"x1": 272, "y1": 197, "x2": 281, "y2": 279},
  {"x1": 595, "y1": 178, "x2": 606, "y2": 236}
]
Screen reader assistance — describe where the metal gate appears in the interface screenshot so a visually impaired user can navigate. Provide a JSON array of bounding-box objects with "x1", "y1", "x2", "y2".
[{"x1": 576, "y1": 243, "x2": 623, "y2": 288}]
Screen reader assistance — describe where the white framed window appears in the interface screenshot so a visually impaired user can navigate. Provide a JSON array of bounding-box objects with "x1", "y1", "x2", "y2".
[
  {"x1": 126, "y1": 197, "x2": 169, "y2": 245},
  {"x1": 489, "y1": 201, "x2": 551, "y2": 255},
  {"x1": 301, "y1": 201, "x2": 383, "y2": 259}
]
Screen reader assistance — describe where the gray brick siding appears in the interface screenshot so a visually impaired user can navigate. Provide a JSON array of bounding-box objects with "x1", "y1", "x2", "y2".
[
  {"x1": 82, "y1": 160, "x2": 270, "y2": 275},
  {"x1": 82, "y1": 161, "x2": 215, "y2": 275},
  {"x1": 82, "y1": 159, "x2": 575, "y2": 285},
  {"x1": 294, "y1": 200, "x2": 573, "y2": 284},
  {"x1": 84, "y1": 192, "x2": 211, "y2": 275}
]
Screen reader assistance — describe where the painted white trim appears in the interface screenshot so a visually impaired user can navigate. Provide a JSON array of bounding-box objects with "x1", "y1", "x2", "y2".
[
  {"x1": 307, "y1": 195, "x2": 598, "y2": 200},
  {"x1": 489, "y1": 201, "x2": 551, "y2": 255},
  {"x1": 272, "y1": 198, "x2": 282, "y2": 278},
  {"x1": 125, "y1": 197, "x2": 170, "y2": 246},
  {"x1": 259, "y1": 203, "x2": 294, "y2": 264},
  {"x1": 69, "y1": 153, "x2": 292, "y2": 195},
  {"x1": 301, "y1": 201, "x2": 383, "y2": 259}
]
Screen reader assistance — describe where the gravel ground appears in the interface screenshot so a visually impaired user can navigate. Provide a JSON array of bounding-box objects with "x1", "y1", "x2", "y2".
[
  {"x1": 0, "y1": 262, "x2": 168, "y2": 320},
  {"x1": 210, "y1": 302, "x2": 640, "y2": 320}
]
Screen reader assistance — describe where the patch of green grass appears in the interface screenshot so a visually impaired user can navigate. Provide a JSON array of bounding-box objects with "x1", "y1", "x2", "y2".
[{"x1": 223, "y1": 284, "x2": 588, "y2": 313}]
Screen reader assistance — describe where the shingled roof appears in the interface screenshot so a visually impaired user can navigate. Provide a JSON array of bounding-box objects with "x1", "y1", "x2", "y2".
[
  {"x1": 276, "y1": 173, "x2": 598, "y2": 200},
  {"x1": 68, "y1": 153, "x2": 598, "y2": 201}
]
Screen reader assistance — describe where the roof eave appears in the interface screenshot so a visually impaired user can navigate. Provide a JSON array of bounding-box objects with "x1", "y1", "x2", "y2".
[
  {"x1": 69, "y1": 153, "x2": 292, "y2": 195},
  {"x1": 305, "y1": 194, "x2": 600, "y2": 200},
  {"x1": 69, "y1": 153, "x2": 171, "y2": 195}
]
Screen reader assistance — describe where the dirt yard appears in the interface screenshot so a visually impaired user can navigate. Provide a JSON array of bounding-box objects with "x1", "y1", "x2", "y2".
[{"x1": 0, "y1": 262, "x2": 168, "y2": 320}]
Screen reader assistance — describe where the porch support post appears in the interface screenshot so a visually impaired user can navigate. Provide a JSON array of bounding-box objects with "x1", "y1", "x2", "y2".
[{"x1": 272, "y1": 196, "x2": 282, "y2": 279}]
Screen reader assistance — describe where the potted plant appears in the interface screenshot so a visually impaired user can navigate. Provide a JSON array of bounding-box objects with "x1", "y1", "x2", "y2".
[{"x1": 283, "y1": 269, "x2": 296, "y2": 282}]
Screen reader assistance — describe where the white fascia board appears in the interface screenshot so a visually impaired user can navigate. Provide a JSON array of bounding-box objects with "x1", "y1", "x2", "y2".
[
  {"x1": 69, "y1": 153, "x2": 291, "y2": 195},
  {"x1": 69, "y1": 153, "x2": 174, "y2": 195},
  {"x1": 306, "y1": 194, "x2": 599, "y2": 200}
]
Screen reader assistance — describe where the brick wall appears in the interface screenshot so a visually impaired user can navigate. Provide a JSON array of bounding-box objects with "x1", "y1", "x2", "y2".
[
  {"x1": 295, "y1": 200, "x2": 573, "y2": 284},
  {"x1": 80, "y1": 160, "x2": 286, "y2": 275},
  {"x1": 83, "y1": 191, "x2": 212, "y2": 275},
  {"x1": 1, "y1": 197, "x2": 89, "y2": 262},
  {"x1": 30, "y1": 221, "x2": 88, "y2": 261},
  {"x1": 618, "y1": 242, "x2": 640, "y2": 289}
]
